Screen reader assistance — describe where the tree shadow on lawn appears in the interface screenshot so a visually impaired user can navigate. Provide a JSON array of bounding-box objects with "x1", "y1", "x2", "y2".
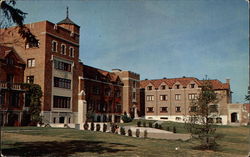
[{"x1": 3, "y1": 140, "x2": 135, "y2": 156}]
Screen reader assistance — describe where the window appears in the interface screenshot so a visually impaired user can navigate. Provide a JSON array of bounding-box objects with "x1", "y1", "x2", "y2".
[
  {"x1": 147, "y1": 86, "x2": 152, "y2": 90},
  {"x1": 27, "y1": 58, "x2": 35, "y2": 68},
  {"x1": 53, "y1": 96, "x2": 71, "y2": 108},
  {"x1": 93, "y1": 86, "x2": 100, "y2": 95},
  {"x1": 27, "y1": 76, "x2": 34, "y2": 84},
  {"x1": 6, "y1": 58, "x2": 14, "y2": 65},
  {"x1": 176, "y1": 84, "x2": 180, "y2": 89},
  {"x1": 176, "y1": 117, "x2": 181, "y2": 121},
  {"x1": 7, "y1": 74, "x2": 14, "y2": 83},
  {"x1": 190, "y1": 84, "x2": 195, "y2": 88},
  {"x1": 176, "y1": 106, "x2": 181, "y2": 112},
  {"x1": 54, "y1": 60, "x2": 71, "y2": 72},
  {"x1": 52, "y1": 41, "x2": 58, "y2": 52},
  {"x1": 54, "y1": 77, "x2": 71, "y2": 89},
  {"x1": 216, "y1": 117, "x2": 222, "y2": 123},
  {"x1": 160, "y1": 107, "x2": 168, "y2": 112},
  {"x1": 132, "y1": 92, "x2": 136, "y2": 99},
  {"x1": 161, "y1": 85, "x2": 166, "y2": 90},
  {"x1": 160, "y1": 95, "x2": 167, "y2": 101},
  {"x1": 11, "y1": 92, "x2": 19, "y2": 107},
  {"x1": 188, "y1": 94, "x2": 197, "y2": 100},
  {"x1": 69, "y1": 47, "x2": 74, "y2": 57},
  {"x1": 61, "y1": 44, "x2": 66, "y2": 55},
  {"x1": 105, "y1": 88, "x2": 111, "y2": 96},
  {"x1": 147, "y1": 107, "x2": 154, "y2": 113},
  {"x1": 146, "y1": 95, "x2": 154, "y2": 101},
  {"x1": 26, "y1": 40, "x2": 39, "y2": 48},
  {"x1": 175, "y1": 94, "x2": 181, "y2": 100},
  {"x1": 0, "y1": 92, "x2": 5, "y2": 105},
  {"x1": 133, "y1": 81, "x2": 136, "y2": 88},
  {"x1": 209, "y1": 104, "x2": 218, "y2": 113},
  {"x1": 115, "y1": 90, "x2": 121, "y2": 97}
]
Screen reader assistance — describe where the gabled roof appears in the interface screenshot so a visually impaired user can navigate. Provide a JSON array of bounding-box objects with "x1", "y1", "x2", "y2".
[
  {"x1": 0, "y1": 46, "x2": 25, "y2": 65},
  {"x1": 140, "y1": 77, "x2": 230, "y2": 90}
]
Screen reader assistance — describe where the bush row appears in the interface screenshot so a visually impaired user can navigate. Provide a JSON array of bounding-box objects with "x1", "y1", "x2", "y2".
[{"x1": 136, "y1": 121, "x2": 177, "y2": 133}]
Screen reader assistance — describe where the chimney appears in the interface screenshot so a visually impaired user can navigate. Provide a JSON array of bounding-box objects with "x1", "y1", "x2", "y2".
[{"x1": 226, "y1": 78, "x2": 230, "y2": 84}]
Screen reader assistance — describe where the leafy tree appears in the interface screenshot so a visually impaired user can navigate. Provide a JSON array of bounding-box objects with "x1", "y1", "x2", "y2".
[
  {"x1": 0, "y1": 0, "x2": 38, "y2": 46},
  {"x1": 185, "y1": 80, "x2": 220, "y2": 150},
  {"x1": 22, "y1": 83, "x2": 42, "y2": 125}
]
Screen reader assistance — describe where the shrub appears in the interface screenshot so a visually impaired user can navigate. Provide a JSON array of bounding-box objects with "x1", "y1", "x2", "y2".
[
  {"x1": 103, "y1": 123, "x2": 107, "y2": 132},
  {"x1": 120, "y1": 127, "x2": 126, "y2": 135},
  {"x1": 159, "y1": 124, "x2": 162, "y2": 129},
  {"x1": 128, "y1": 129, "x2": 132, "y2": 136},
  {"x1": 149, "y1": 122, "x2": 153, "y2": 128},
  {"x1": 96, "y1": 124, "x2": 101, "y2": 131},
  {"x1": 136, "y1": 129, "x2": 140, "y2": 137},
  {"x1": 173, "y1": 126, "x2": 177, "y2": 133},
  {"x1": 143, "y1": 121, "x2": 146, "y2": 127},
  {"x1": 111, "y1": 123, "x2": 116, "y2": 133},
  {"x1": 155, "y1": 123, "x2": 159, "y2": 129},
  {"x1": 84, "y1": 122, "x2": 89, "y2": 130},
  {"x1": 91, "y1": 122, "x2": 94, "y2": 131},
  {"x1": 144, "y1": 130, "x2": 148, "y2": 138},
  {"x1": 137, "y1": 121, "x2": 141, "y2": 127},
  {"x1": 122, "y1": 114, "x2": 132, "y2": 123},
  {"x1": 166, "y1": 126, "x2": 170, "y2": 131}
]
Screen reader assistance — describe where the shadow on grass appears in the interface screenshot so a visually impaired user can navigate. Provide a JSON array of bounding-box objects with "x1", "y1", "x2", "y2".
[{"x1": 3, "y1": 140, "x2": 135, "y2": 156}]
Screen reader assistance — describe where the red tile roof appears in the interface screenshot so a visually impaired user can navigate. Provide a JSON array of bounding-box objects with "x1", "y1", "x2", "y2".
[{"x1": 140, "y1": 77, "x2": 230, "y2": 90}]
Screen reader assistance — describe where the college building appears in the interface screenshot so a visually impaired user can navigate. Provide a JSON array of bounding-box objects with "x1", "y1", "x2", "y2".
[{"x1": 140, "y1": 77, "x2": 232, "y2": 125}]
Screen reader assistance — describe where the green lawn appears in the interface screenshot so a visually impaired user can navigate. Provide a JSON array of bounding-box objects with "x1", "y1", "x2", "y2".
[{"x1": 2, "y1": 122, "x2": 249, "y2": 157}]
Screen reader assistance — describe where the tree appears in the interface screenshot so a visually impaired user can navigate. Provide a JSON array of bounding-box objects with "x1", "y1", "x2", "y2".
[
  {"x1": 22, "y1": 83, "x2": 42, "y2": 125},
  {"x1": 0, "y1": 0, "x2": 38, "y2": 46},
  {"x1": 185, "y1": 80, "x2": 220, "y2": 150}
]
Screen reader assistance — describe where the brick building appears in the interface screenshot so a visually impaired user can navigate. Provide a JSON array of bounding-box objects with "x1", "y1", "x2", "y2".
[
  {"x1": 80, "y1": 65, "x2": 123, "y2": 122},
  {"x1": 112, "y1": 69, "x2": 141, "y2": 118},
  {"x1": 0, "y1": 46, "x2": 26, "y2": 126},
  {"x1": 140, "y1": 77, "x2": 232, "y2": 125},
  {"x1": 0, "y1": 14, "x2": 81, "y2": 125}
]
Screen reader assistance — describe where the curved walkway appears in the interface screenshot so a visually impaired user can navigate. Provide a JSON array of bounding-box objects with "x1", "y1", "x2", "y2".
[{"x1": 123, "y1": 126, "x2": 191, "y2": 141}]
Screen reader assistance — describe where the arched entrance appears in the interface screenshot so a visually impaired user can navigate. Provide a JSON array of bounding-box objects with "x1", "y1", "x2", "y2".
[{"x1": 231, "y1": 112, "x2": 238, "y2": 123}]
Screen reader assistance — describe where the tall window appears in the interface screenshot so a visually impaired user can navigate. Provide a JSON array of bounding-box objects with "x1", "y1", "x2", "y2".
[
  {"x1": 7, "y1": 74, "x2": 14, "y2": 83},
  {"x1": 132, "y1": 92, "x2": 136, "y2": 99},
  {"x1": 27, "y1": 76, "x2": 34, "y2": 84},
  {"x1": 69, "y1": 47, "x2": 74, "y2": 57},
  {"x1": 27, "y1": 58, "x2": 35, "y2": 68},
  {"x1": 160, "y1": 107, "x2": 168, "y2": 112},
  {"x1": 54, "y1": 77, "x2": 71, "y2": 89},
  {"x1": 133, "y1": 81, "x2": 136, "y2": 88},
  {"x1": 52, "y1": 41, "x2": 58, "y2": 52},
  {"x1": 175, "y1": 94, "x2": 181, "y2": 100},
  {"x1": 160, "y1": 95, "x2": 167, "y2": 101},
  {"x1": 61, "y1": 44, "x2": 66, "y2": 55},
  {"x1": 188, "y1": 94, "x2": 197, "y2": 100},
  {"x1": 147, "y1": 86, "x2": 152, "y2": 90},
  {"x1": 176, "y1": 106, "x2": 181, "y2": 112},
  {"x1": 146, "y1": 95, "x2": 154, "y2": 101},
  {"x1": 54, "y1": 60, "x2": 71, "y2": 72},
  {"x1": 53, "y1": 96, "x2": 71, "y2": 108},
  {"x1": 161, "y1": 85, "x2": 166, "y2": 90}
]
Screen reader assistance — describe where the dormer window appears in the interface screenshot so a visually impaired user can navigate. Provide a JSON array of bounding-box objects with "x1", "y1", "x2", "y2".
[
  {"x1": 69, "y1": 47, "x2": 74, "y2": 57},
  {"x1": 6, "y1": 58, "x2": 14, "y2": 65},
  {"x1": 190, "y1": 84, "x2": 195, "y2": 88},
  {"x1": 147, "y1": 86, "x2": 152, "y2": 90},
  {"x1": 161, "y1": 85, "x2": 166, "y2": 90},
  {"x1": 52, "y1": 40, "x2": 58, "y2": 52},
  {"x1": 61, "y1": 44, "x2": 66, "y2": 55},
  {"x1": 176, "y1": 84, "x2": 180, "y2": 89}
]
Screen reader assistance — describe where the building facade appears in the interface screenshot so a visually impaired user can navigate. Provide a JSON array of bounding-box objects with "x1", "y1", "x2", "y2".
[
  {"x1": 80, "y1": 65, "x2": 123, "y2": 122},
  {"x1": 0, "y1": 46, "x2": 26, "y2": 126},
  {"x1": 0, "y1": 15, "x2": 81, "y2": 125},
  {"x1": 112, "y1": 69, "x2": 141, "y2": 118},
  {"x1": 140, "y1": 77, "x2": 232, "y2": 125}
]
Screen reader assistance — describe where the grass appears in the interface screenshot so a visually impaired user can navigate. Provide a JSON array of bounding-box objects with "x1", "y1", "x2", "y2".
[{"x1": 1, "y1": 122, "x2": 249, "y2": 157}]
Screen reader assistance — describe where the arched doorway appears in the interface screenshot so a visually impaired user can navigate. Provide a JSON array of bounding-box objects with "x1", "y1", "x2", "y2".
[{"x1": 231, "y1": 112, "x2": 238, "y2": 123}]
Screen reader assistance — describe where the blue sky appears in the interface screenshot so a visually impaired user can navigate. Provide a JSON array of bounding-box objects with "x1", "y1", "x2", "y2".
[{"x1": 16, "y1": 0, "x2": 248, "y2": 103}]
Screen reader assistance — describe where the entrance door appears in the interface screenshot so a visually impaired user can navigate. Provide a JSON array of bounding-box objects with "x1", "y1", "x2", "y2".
[
  {"x1": 231, "y1": 112, "x2": 238, "y2": 122},
  {"x1": 59, "y1": 117, "x2": 65, "y2": 123}
]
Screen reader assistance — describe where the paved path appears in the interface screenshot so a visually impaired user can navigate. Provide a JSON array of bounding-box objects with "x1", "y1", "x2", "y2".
[{"x1": 123, "y1": 126, "x2": 191, "y2": 141}]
